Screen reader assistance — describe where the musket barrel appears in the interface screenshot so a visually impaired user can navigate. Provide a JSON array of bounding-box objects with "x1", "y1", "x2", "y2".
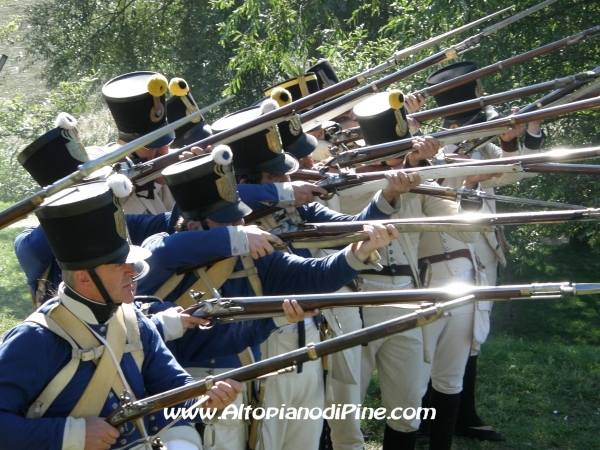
[
  {"x1": 416, "y1": 26, "x2": 600, "y2": 99},
  {"x1": 411, "y1": 71, "x2": 598, "y2": 123},
  {"x1": 522, "y1": 163, "x2": 600, "y2": 175}
]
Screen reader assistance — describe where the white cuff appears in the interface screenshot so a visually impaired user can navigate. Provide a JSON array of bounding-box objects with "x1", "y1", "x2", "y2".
[
  {"x1": 227, "y1": 226, "x2": 250, "y2": 255},
  {"x1": 373, "y1": 190, "x2": 399, "y2": 213},
  {"x1": 154, "y1": 308, "x2": 185, "y2": 341},
  {"x1": 276, "y1": 183, "x2": 296, "y2": 207},
  {"x1": 62, "y1": 417, "x2": 86, "y2": 450},
  {"x1": 345, "y1": 246, "x2": 382, "y2": 271}
]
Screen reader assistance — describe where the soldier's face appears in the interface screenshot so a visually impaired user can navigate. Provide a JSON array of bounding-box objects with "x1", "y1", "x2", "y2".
[
  {"x1": 93, "y1": 263, "x2": 138, "y2": 304},
  {"x1": 135, "y1": 145, "x2": 169, "y2": 160},
  {"x1": 260, "y1": 172, "x2": 291, "y2": 184}
]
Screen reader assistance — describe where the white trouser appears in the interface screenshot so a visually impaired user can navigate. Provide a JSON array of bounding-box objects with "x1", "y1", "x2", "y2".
[
  {"x1": 361, "y1": 305, "x2": 425, "y2": 433},
  {"x1": 257, "y1": 322, "x2": 324, "y2": 450},
  {"x1": 186, "y1": 367, "x2": 248, "y2": 450},
  {"x1": 325, "y1": 306, "x2": 364, "y2": 450},
  {"x1": 422, "y1": 271, "x2": 475, "y2": 394},
  {"x1": 471, "y1": 240, "x2": 499, "y2": 355}
]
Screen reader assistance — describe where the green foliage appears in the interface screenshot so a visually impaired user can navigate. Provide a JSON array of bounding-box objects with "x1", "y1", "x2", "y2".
[{"x1": 0, "y1": 77, "x2": 99, "y2": 202}]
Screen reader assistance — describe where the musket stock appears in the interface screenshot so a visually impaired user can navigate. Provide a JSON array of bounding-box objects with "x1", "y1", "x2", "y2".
[{"x1": 106, "y1": 296, "x2": 474, "y2": 427}]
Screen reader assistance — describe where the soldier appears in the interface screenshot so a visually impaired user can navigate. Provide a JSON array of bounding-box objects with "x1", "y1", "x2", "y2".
[
  {"x1": 0, "y1": 179, "x2": 241, "y2": 450},
  {"x1": 413, "y1": 61, "x2": 545, "y2": 448},
  {"x1": 101, "y1": 71, "x2": 179, "y2": 215},
  {"x1": 138, "y1": 144, "x2": 399, "y2": 450},
  {"x1": 313, "y1": 89, "x2": 483, "y2": 450}
]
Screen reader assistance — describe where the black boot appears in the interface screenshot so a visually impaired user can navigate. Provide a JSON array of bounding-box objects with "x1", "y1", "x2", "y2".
[
  {"x1": 428, "y1": 389, "x2": 460, "y2": 450},
  {"x1": 383, "y1": 424, "x2": 417, "y2": 450},
  {"x1": 416, "y1": 380, "x2": 432, "y2": 445},
  {"x1": 455, "y1": 355, "x2": 506, "y2": 442}
]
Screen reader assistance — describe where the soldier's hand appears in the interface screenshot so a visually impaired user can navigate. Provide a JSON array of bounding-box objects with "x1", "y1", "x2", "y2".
[
  {"x1": 290, "y1": 181, "x2": 328, "y2": 207},
  {"x1": 203, "y1": 379, "x2": 243, "y2": 411},
  {"x1": 406, "y1": 136, "x2": 440, "y2": 167},
  {"x1": 464, "y1": 173, "x2": 503, "y2": 189},
  {"x1": 245, "y1": 225, "x2": 284, "y2": 259},
  {"x1": 500, "y1": 106, "x2": 525, "y2": 142},
  {"x1": 404, "y1": 93, "x2": 426, "y2": 114},
  {"x1": 179, "y1": 145, "x2": 212, "y2": 161},
  {"x1": 282, "y1": 299, "x2": 319, "y2": 324},
  {"x1": 382, "y1": 170, "x2": 421, "y2": 202},
  {"x1": 352, "y1": 223, "x2": 399, "y2": 262},
  {"x1": 174, "y1": 306, "x2": 211, "y2": 329},
  {"x1": 84, "y1": 417, "x2": 119, "y2": 450}
]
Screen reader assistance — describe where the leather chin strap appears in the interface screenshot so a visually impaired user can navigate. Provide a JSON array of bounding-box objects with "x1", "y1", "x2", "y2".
[{"x1": 87, "y1": 268, "x2": 115, "y2": 306}]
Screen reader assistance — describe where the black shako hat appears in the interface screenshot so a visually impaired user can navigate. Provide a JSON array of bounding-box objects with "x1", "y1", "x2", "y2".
[
  {"x1": 426, "y1": 61, "x2": 496, "y2": 127},
  {"x1": 35, "y1": 180, "x2": 151, "y2": 270},
  {"x1": 167, "y1": 77, "x2": 213, "y2": 148},
  {"x1": 102, "y1": 71, "x2": 175, "y2": 148},
  {"x1": 162, "y1": 146, "x2": 251, "y2": 222},
  {"x1": 18, "y1": 113, "x2": 90, "y2": 187},
  {"x1": 211, "y1": 103, "x2": 299, "y2": 175},
  {"x1": 307, "y1": 59, "x2": 340, "y2": 91},
  {"x1": 353, "y1": 90, "x2": 411, "y2": 146},
  {"x1": 264, "y1": 73, "x2": 320, "y2": 106},
  {"x1": 263, "y1": 89, "x2": 318, "y2": 160}
]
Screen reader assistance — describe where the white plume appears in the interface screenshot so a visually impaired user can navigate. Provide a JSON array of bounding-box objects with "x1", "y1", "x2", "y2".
[
  {"x1": 55, "y1": 112, "x2": 78, "y2": 130},
  {"x1": 260, "y1": 99, "x2": 279, "y2": 115},
  {"x1": 106, "y1": 173, "x2": 133, "y2": 198},
  {"x1": 213, "y1": 145, "x2": 233, "y2": 165}
]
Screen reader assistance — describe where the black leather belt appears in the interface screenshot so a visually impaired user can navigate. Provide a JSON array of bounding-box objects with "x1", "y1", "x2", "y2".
[
  {"x1": 418, "y1": 249, "x2": 473, "y2": 266},
  {"x1": 361, "y1": 263, "x2": 414, "y2": 279}
]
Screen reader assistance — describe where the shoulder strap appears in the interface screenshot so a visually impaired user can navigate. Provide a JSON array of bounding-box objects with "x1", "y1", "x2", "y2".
[
  {"x1": 24, "y1": 312, "x2": 81, "y2": 419},
  {"x1": 239, "y1": 255, "x2": 263, "y2": 296},
  {"x1": 153, "y1": 272, "x2": 185, "y2": 302},
  {"x1": 24, "y1": 304, "x2": 144, "y2": 419},
  {"x1": 175, "y1": 256, "x2": 239, "y2": 307},
  {"x1": 122, "y1": 303, "x2": 144, "y2": 372}
]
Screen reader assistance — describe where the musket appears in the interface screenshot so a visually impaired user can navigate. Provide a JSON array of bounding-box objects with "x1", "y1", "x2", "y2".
[
  {"x1": 239, "y1": 164, "x2": 524, "y2": 226},
  {"x1": 343, "y1": 5, "x2": 514, "y2": 87},
  {"x1": 300, "y1": 0, "x2": 560, "y2": 132},
  {"x1": 326, "y1": 67, "x2": 600, "y2": 146},
  {"x1": 267, "y1": 208, "x2": 600, "y2": 249},
  {"x1": 106, "y1": 296, "x2": 475, "y2": 427},
  {"x1": 181, "y1": 282, "x2": 598, "y2": 322},
  {"x1": 0, "y1": 101, "x2": 218, "y2": 229},
  {"x1": 293, "y1": 168, "x2": 579, "y2": 208},
  {"x1": 0, "y1": 55, "x2": 7, "y2": 74},
  {"x1": 413, "y1": 25, "x2": 600, "y2": 101},
  {"x1": 455, "y1": 68, "x2": 600, "y2": 155},
  {"x1": 442, "y1": 146, "x2": 600, "y2": 167},
  {"x1": 325, "y1": 95, "x2": 600, "y2": 168}
]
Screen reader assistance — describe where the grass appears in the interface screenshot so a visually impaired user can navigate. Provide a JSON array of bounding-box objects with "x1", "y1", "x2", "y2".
[
  {"x1": 362, "y1": 241, "x2": 600, "y2": 449},
  {"x1": 0, "y1": 226, "x2": 34, "y2": 323},
  {"x1": 0, "y1": 226, "x2": 598, "y2": 449}
]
